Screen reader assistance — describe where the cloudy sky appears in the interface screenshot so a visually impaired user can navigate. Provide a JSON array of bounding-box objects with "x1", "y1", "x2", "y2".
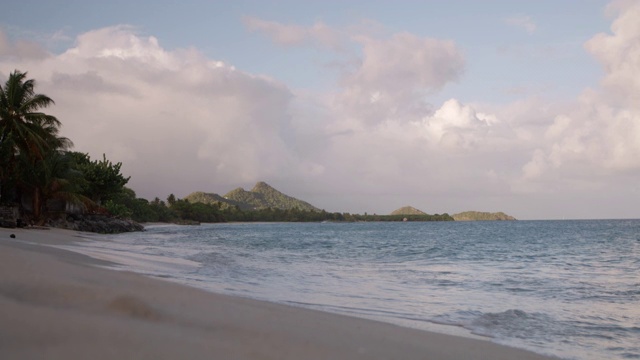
[{"x1": 2, "y1": 0, "x2": 639, "y2": 219}]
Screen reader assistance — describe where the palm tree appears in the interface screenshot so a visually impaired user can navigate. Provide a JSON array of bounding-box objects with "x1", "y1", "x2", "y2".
[
  {"x1": 35, "y1": 150, "x2": 93, "y2": 214},
  {"x1": 0, "y1": 70, "x2": 65, "y2": 219}
]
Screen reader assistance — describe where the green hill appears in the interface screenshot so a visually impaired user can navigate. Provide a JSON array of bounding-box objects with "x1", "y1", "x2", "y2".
[
  {"x1": 183, "y1": 191, "x2": 247, "y2": 210},
  {"x1": 185, "y1": 182, "x2": 319, "y2": 212},
  {"x1": 452, "y1": 211, "x2": 516, "y2": 221},
  {"x1": 390, "y1": 206, "x2": 427, "y2": 216}
]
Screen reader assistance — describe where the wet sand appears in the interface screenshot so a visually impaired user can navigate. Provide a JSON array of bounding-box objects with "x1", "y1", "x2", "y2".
[{"x1": 0, "y1": 227, "x2": 556, "y2": 359}]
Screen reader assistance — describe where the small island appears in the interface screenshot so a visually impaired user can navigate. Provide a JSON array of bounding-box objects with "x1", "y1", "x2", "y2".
[{"x1": 452, "y1": 211, "x2": 517, "y2": 221}]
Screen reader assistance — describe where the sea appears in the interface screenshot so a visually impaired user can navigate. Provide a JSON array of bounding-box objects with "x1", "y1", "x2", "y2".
[{"x1": 62, "y1": 220, "x2": 640, "y2": 360}]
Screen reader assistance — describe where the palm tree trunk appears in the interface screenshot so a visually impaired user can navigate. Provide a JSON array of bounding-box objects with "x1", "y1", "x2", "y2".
[{"x1": 32, "y1": 187, "x2": 42, "y2": 220}]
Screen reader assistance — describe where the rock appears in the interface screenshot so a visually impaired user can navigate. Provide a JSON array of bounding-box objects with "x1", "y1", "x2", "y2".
[
  {"x1": 1, "y1": 219, "x2": 16, "y2": 228},
  {"x1": 47, "y1": 214, "x2": 144, "y2": 234}
]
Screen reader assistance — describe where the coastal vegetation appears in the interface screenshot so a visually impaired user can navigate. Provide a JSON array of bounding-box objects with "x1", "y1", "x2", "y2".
[
  {"x1": 0, "y1": 71, "x2": 142, "y2": 227},
  {"x1": 1, "y1": 70, "x2": 77, "y2": 220}
]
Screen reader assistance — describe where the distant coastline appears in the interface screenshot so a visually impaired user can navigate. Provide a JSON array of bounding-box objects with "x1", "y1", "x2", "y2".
[{"x1": 391, "y1": 206, "x2": 516, "y2": 222}]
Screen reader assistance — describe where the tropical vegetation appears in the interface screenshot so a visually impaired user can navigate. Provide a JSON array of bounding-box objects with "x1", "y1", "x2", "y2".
[
  {"x1": 1, "y1": 70, "x2": 75, "y2": 220},
  {"x1": 1, "y1": 70, "x2": 144, "y2": 224}
]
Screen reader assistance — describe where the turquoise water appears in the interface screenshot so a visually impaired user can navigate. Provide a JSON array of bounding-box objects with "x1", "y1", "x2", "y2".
[{"x1": 73, "y1": 220, "x2": 640, "y2": 359}]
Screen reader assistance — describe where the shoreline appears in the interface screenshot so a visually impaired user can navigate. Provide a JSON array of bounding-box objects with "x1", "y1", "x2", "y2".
[{"x1": 0, "y1": 227, "x2": 557, "y2": 360}]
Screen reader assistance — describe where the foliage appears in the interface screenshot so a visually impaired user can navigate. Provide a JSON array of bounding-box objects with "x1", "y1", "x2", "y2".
[
  {"x1": 149, "y1": 197, "x2": 174, "y2": 222},
  {"x1": 170, "y1": 198, "x2": 224, "y2": 223},
  {"x1": 69, "y1": 152, "x2": 130, "y2": 204},
  {"x1": 0, "y1": 70, "x2": 62, "y2": 163},
  {"x1": 104, "y1": 199, "x2": 133, "y2": 219},
  {"x1": 103, "y1": 190, "x2": 225, "y2": 224},
  {"x1": 0, "y1": 70, "x2": 73, "y2": 218},
  {"x1": 35, "y1": 151, "x2": 93, "y2": 211},
  {"x1": 0, "y1": 71, "x2": 131, "y2": 220}
]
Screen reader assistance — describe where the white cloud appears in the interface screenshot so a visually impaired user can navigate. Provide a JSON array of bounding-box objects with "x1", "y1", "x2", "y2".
[
  {"x1": 522, "y1": 1, "x2": 640, "y2": 178},
  {"x1": 505, "y1": 15, "x2": 537, "y2": 34},
  {"x1": 585, "y1": 1, "x2": 640, "y2": 107},
  {"x1": 336, "y1": 32, "x2": 465, "y2": 127},
  {"x1": 417, "y1": 99, "x2": 493, "y2": 150},
  {"x1": 244, "y1": 17, "x2": 465, "y2": 126}
]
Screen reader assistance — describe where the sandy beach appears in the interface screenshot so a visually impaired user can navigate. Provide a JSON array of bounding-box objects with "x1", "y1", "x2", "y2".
[{"x1": 0, "y1": 227, "x2": 556, "y2": 360}]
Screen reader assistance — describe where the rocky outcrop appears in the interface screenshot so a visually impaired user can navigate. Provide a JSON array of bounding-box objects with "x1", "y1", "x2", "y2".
[{"x1": 47, "y1": 214, "x2": 144, "y2": 233}]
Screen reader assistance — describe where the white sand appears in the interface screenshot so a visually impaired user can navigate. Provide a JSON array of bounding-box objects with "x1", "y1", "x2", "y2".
[{"x1": 0, "y1": 227, "x2": 557, "y2": 359}]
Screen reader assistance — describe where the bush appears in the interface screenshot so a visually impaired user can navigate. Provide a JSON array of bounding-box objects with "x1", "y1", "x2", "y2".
[{"x1": 104, "y1": 200, "x2": 133, "y2": 219}]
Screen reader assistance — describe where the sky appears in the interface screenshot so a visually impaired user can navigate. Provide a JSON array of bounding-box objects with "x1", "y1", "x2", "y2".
[{"x1": 1, "y1": 0, "x2": 639, "y2": 220}]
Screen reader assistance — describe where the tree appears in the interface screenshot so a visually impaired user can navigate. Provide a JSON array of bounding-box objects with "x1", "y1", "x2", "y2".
[
  {"x1": 27, "y1": 150, "x2": 92, "y2": 215},
  {"x1": 69, "y1": 152, "x2": 130, "y2": 204},
  {"x1": 0, "y1": 70, "x2": 68, "y2": 218}
]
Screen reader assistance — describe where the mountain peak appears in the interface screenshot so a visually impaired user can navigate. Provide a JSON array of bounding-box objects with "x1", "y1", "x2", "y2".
[
  {"x1": 390, "y1": 206, "x2": 427, "y2": 216},
  {"x1": 251, "y1": 181, "x2": 274, "y2": 193}
]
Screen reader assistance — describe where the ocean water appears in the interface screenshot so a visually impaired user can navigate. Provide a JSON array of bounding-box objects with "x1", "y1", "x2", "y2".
[{"x1": 67, "y1": 220, "x2": 640, "y2": 360}]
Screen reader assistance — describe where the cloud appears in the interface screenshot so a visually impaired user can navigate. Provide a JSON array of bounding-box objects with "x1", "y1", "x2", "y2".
[
  {"x1": 416, "y1": 99, "x2": 498, "y2": 150},
  {"x1": 505, "y1": 15, "x2": 537, "y2": 34},
  {"x1": 244, "y1": 17, "x2": 465, "y2": 111},
  {"x1": 244, "y1": 17, "x2": 466, "y2": 126},
  {"x1": 243, "y1": 16, "x2": 344, "y2": 51},
  {"x1": 0, "y1": 26, "x2": 313, "y2": 198},
  {"x1": 0, "y1": 29, "x2": 50, "y2": 59},
  {"x1": 336, "y1": 32, "x2": 465, "y2": 126},
  {"x1": 585, "y1": 1, "x2": 640, "y2": 107},
  {"x1": 515, "y1": 1, "x2": 640, "y2": 191}
]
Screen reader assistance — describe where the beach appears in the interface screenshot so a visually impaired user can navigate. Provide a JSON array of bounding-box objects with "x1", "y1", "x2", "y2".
[{"x1": 0, "y1": 227, "x2": 556, "y2": 360}]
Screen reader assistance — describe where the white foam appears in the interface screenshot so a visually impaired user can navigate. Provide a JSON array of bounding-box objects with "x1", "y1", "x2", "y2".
[{"x1": 55, "y1": 242, "x2": 201, "y2": 274}]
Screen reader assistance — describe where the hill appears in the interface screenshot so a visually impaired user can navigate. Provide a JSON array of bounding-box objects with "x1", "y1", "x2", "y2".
[
  {"x1": 183, "y1": 191, "x2": 247, "y2": 210},
  {"x1": 390, "y1": 206, "x2": 427, "y2": 216},
  {"x1": 185, "y1": 182, "x2": 319, "y2": 212},
  {"x1": 452, "y1": 211, "x2": 516, "y2": 221}
]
